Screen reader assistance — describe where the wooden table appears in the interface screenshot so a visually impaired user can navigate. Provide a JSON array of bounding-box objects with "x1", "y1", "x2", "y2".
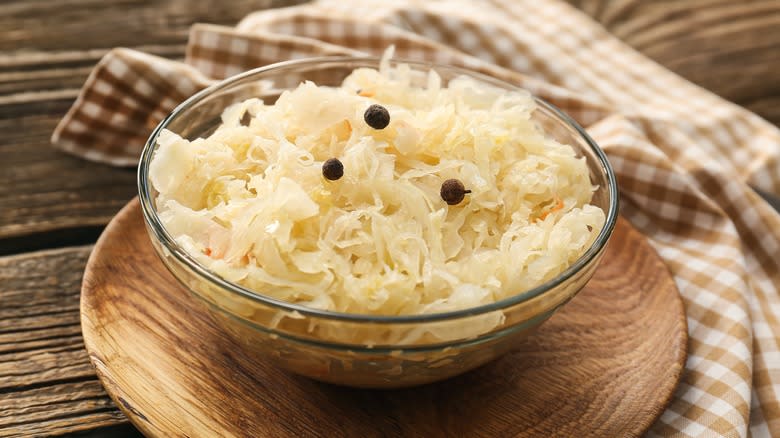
[{"x1": 1, "y1": 1, "x2": 778, "y2": 436}]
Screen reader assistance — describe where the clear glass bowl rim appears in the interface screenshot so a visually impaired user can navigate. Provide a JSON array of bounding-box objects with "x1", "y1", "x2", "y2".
[{"x1": 137, "y1": 55, "x2": 619, "y2": 325}]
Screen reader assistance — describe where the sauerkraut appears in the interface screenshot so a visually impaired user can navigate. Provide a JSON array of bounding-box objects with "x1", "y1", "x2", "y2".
[{"x1": 150, "y1": 58, "x2": 606, "y2": 317}]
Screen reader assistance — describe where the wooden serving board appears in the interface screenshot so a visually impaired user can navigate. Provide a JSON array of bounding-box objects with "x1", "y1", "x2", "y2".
[{"x1": 81, "y1": 198, "x2": 687, "y2": 438}]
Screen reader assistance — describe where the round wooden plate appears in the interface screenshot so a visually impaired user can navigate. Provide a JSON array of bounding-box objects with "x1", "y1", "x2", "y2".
[{"x1": 81, "y1": 198, "x2": 687, "y2": 438}]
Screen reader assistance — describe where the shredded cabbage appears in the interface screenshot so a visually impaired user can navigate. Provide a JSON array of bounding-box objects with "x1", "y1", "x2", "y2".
[{"x1": 150, "y1": 60, "x2": 606, "y2": 317}]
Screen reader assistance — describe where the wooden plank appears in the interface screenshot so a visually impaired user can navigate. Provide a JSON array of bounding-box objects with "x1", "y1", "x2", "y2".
[
  {"x1": 0, "y1": 0, "x2": 298, "y2": 52},
  {"x1": 567, "y1": 0, "x2": 780, "y2": 126},
  {"x1": 0, "y1": 112, "x2": 138, "y2": 248},
  {"x1": 0, "y1": 113, "x2": 137, "y2": 257},
  {"x1": 0, "y1": 246, "x2": 134, "y2": 437},
  {"x1": 0, "y1": 0, "x2": 305, "y2": 250}
]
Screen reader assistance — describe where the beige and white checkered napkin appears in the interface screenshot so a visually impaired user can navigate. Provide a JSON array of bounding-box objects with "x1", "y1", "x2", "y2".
[{"x1": 52, "y1": 0, "x2": 780, "y2": 435}]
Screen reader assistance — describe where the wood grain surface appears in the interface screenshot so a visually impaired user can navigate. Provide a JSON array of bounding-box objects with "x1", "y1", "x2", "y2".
[
  {"x1": 0, "y1": 0, "x2": 305, "y2": 254},
  {"x1": 1, "y1": 0, "x2": 777, "y2": 436},
  {"x1": 79, "y1": 199, "x2": 687, "y2": 438},
  {"x1": 0, "y1": 247, "x2": 127, "y2": 437}
]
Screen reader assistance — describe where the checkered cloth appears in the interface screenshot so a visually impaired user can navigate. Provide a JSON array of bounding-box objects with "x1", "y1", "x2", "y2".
[{"x1": 52, "y1": 0, "x2": 780, "y2": 436}]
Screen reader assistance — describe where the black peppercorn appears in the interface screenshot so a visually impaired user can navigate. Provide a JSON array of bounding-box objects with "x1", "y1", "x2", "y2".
[
  {"x1": 364, "y1": 104, "x2": 390, "y2": 129},
  {"x1": 322, "y1": 158, "x2": 344, "y2": 181},
  {"x1": 240, "y1": 110, "x2": 252, "y2": 127},
  {"x1": 440, "y1": 179, "x2": 471, "y2": 205}
]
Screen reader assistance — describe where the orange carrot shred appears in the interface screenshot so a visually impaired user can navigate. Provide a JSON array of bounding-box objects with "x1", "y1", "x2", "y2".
[{"x1": 537, "y1": 197, "x2": 564, "y2": 221}]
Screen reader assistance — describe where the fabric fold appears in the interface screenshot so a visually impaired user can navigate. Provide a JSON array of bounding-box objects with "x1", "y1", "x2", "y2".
[{"x1": 52, "y1": 48, "x2": 214, "y2": 165}]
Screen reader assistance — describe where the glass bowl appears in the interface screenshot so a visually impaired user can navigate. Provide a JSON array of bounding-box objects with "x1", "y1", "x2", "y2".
[{"x1": 137, "y1": 57, "x2": 619, "y2": 388}]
